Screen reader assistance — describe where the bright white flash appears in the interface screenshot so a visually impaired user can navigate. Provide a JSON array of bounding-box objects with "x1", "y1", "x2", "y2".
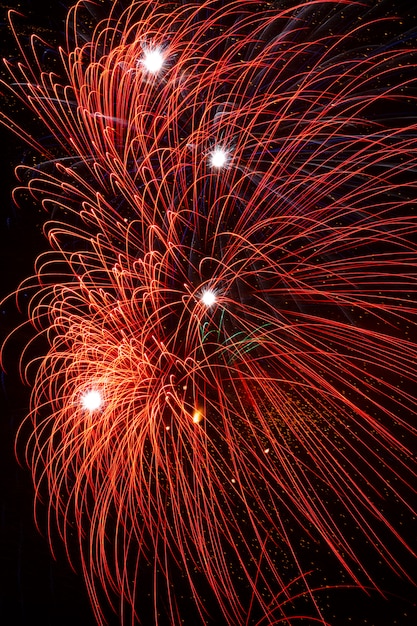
[
  {"x1": 210, "y1": 147, "x2": 228, "y2": 168},
  {"x1": 142, "y1": 49, "x2": 164, "y2": 73},
  {"x1": 81, "y1": 390, "x2": 102, "y2": 411},
  {"x1": 201, "y1": 290, "x2": 216, "y2": 307}
]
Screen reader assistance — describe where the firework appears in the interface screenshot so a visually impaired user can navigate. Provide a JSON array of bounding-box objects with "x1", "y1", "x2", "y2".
[{"x1": 1, "y1": 0, "x2": 417, "y2": 624}]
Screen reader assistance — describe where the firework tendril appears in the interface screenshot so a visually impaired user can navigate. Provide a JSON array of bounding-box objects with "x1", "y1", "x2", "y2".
[{"x1": 1, "y1": 1, "x2": 417, "y2": 624}]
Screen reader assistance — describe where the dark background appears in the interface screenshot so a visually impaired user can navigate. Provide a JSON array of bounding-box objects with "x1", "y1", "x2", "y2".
[
  {"x1": 0, "y1": 1, "x2": 416, "y2": 625},
  {"x1": 0, "y1": 2, "x2": 97, "y2": 624}
]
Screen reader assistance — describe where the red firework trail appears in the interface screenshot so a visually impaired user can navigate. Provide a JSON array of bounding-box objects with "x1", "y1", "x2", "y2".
[{"x1": 1, "y1": 0, "x2": 417, "y2": 624}]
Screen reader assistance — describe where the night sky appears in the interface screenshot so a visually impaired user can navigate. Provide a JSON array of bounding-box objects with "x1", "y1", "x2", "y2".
[
  {"x1": 1, "y1": 3, "x2": 101, "y2": 624},
  {"x1": 1, "y1": 1, "x2": 417, "y2": 625}
]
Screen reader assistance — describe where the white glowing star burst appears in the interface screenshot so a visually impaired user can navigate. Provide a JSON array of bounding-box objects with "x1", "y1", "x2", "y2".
[
  {"x1": 210, "y1": 147, "x2": 228, "y2": 168},
  {"x1": 141, "y1": 48, "x2": 164, "y2": 74},
  {"x1": 81, "y1": 390, "x2": 103, "y2": 411},
  {"x1": 201, "y1": 290, "x2": 216, "y2": 307}
]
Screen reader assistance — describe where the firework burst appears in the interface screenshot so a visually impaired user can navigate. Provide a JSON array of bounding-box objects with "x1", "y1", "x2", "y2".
[{"x1": 1, "y1": 1, "x2": 417, "y2": 624}]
